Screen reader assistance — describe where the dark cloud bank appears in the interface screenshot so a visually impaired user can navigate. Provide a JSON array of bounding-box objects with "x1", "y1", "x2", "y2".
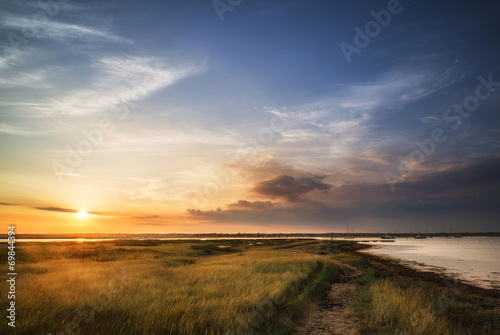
[
  {"x1": 188, "y1": 156, "x2": 500, "y2": 232},
  {"x1": 252, "y1": 175, "x2": 332, "y2": 201}
]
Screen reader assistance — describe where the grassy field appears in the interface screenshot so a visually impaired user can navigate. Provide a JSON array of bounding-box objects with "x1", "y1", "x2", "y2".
[
  {"x1": 0, "y1": 239, "x2": 337, "y2": 335},
  {"x1": 1, "y1": 239, "x2": 499, "y2": 334}
]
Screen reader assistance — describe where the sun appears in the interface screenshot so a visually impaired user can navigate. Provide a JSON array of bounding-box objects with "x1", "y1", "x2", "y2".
[{"x1": 77, "y1": 211, "x2": 88, "y2": 219}]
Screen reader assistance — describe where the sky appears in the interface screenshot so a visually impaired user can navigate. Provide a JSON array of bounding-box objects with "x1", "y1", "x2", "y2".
[{"x1": 1, "y1": 0, "x2": 500, "y2": 234}]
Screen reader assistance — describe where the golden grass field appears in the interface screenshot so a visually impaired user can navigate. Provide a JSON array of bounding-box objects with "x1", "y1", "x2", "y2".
[
  {"x1": 0, "y1": 239, "x2": 338, "y2": 335},
  {"x1": 1, "y1": 239, "x2": 499, "y2": 334}
]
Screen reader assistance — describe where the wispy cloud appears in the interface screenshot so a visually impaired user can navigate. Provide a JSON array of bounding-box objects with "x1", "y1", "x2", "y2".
[
  {"x1": 0, "y1": 123, "x2": 47, "y2": 136},
  {"x1": 52, "y1": 171, "x2": 83, "y2": 178},
  {"x1": 309, "y1": 66, "x2": 460, "y2": 112},
  {"x1": 32, "y1": 206, "x2": 78, "y2": 213},
  {"x1": 130, "y1": 215, "x2": 161, "y2": 220},
  {"x1": 1, "y1": 16, "x2": 131, "y2": 44},
  {"x1": 420, "y1": 116, "x2": 441, "y2": 124},
  {"x1": 0, "y1": 69, "x2": 50, "y2": 88},
  {"x1": 0, "y1": 202, "x2": 120, "y2": 216},
  {"x1": 258, "y1": 65, "x2": 464, "y2": 177},
  {"x1": 0, "y1": 51, "x2": 18, "y2": 69},
  {"x1": 49, "y1": 56, "x2": 203, "y2": 115}
]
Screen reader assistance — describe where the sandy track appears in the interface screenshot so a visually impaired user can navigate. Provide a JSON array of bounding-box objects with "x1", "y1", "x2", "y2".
[{"x1": 295, "y1": 262, "x2": 361, "y2": 335}]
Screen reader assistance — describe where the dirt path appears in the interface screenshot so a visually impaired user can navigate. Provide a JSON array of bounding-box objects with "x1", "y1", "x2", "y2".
[{"x1": 295, "y1": 262, "x2": 361, "y2": 335}]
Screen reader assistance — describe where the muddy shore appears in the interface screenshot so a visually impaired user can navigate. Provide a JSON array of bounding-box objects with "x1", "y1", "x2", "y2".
[{"x1": 345, "y1": 243, "x2": 500, "y2": 299}]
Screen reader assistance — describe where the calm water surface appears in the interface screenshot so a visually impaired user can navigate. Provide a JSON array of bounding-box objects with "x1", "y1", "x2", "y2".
[{"x1": 359, "y1": 236, "x2": 500, "y2": 290}]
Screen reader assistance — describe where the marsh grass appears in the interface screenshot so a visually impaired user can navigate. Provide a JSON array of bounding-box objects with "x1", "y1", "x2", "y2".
[
  {"x1": 3, "y1": 240, "x2": 498, "y2": 334},
  {"x1": 0, "y1": 239, "x2": 337, "y2": 335},
  {"x1": 338, "y1": 252, "x2": 500, "y2": 335}
]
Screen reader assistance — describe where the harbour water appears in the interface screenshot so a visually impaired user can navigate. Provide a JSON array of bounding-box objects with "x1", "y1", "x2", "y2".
[{"x1": 359, "y1": 236, "x2": 500, "y2": 290}]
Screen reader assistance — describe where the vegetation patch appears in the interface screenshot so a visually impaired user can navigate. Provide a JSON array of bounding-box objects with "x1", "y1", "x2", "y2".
[
  {"x1": 2, "y1": 240, "x2": 497, "y2": 334},
  {"x1": 0, "y1": 239, "x2": 339, "y2": 334},
  {"x1": 342, "y1": 251, "x2": 500, "y2": 335}
]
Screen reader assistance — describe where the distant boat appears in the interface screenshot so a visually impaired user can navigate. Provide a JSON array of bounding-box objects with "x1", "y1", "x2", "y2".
[
  {"x1": 414, "y1": 235, "x2": 427, "y2": 239},
  {"x1": 381, "y1": 235, "x2": 396, "y2": 239},
  {"x1": 443, "y1": 224, "x2": 462, "y2": 238}
]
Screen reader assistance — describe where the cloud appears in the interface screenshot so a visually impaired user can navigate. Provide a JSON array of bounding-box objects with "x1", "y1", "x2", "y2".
[
  {"x1": 227, "y1": 200, "x2": 274, "y2": 209},
  {"x1": 238, "y1": 156, "x2": 323, "y2": 179},
  {"x1": 130, "y1": 215, "x2": 161, "y2": 220},
  {"x1": 86, "y1": 211, "x2": 116, "y2": 216},
  {"x1": 420, "y1": 116, "x2": 441, "y2": 124},
  {"x1": 0, "y1": 69, "x2": 50, "y2": 88},
  {"x1": 0, "y1": 202, "x2": 117, "y2": 216},
  {"x1": 50, "y1": 56, "x2": 203, "y2": 115},
  {"x1": 0, "y1": 202, "x2": 78, "y2": 213},
  {"x1": 187, "y1": 207, "x2": 222, "y2": 216},
  {"x1": 314, "y1": 155, "x2": 500, "y2": 214},
  {"x1": 1, "y1": 16, "x2": 131, "y2": 44},
  {"x1": 258, "y1": 66, "x2": 460, "y2": 169},
  {"x1": 253, "y1": 175, "x2": 332, "y2": 201},
  {"x1": 305, "y1": 66, "x2": 460, "y2": 113},
  {"x1": 32, "y1": 206, "x2": 78, "y2": 213},
  {"x1": 0, "y1": 123, "x2": 47, "y2": 136},
  {"x1": 394, "y1": 155, "x2": 500, "y2": 196},
  {"x1": 0, "y1": 49, "x2": 25, "y2": 70},
  {"x1": 254, "y1": 65, "x2": 468, "y2": 181},
  {"x1": 184, "y1": 155, "x2": 500, "y2": 231},
  {"x1": 267, "y1": 108, "x2": 371, "y2": 154},
  {"x1": 52, "y1": 171, "x2": 83, "y2": 178}
]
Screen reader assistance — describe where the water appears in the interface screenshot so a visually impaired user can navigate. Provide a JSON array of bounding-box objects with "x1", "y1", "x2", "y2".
[{"x1": 358, "y1": 236, "x2": 500, "y2": 290}]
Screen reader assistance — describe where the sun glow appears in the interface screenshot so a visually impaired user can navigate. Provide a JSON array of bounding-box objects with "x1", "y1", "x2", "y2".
[{"x1": 77, "y1": 211, "x2": 88, "y2": 219}]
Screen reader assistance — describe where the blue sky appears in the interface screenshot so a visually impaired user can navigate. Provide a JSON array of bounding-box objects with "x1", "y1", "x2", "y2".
[{"x1": 1, "y1": 0, "x2": 500, "y2": 233}]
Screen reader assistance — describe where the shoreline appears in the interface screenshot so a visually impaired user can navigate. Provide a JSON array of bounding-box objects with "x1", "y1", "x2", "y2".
[
  {"x1": 348, "y1": 243, "x2": 500, "y2": 299},
  {"x1": 3, "y1": 232, "x2": 500, "y2": 240}
]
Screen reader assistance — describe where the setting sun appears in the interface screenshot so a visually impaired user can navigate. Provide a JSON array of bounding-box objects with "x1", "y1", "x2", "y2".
[{"x1": 77, "y1": 211, "x2": 88, "y2": 219}]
